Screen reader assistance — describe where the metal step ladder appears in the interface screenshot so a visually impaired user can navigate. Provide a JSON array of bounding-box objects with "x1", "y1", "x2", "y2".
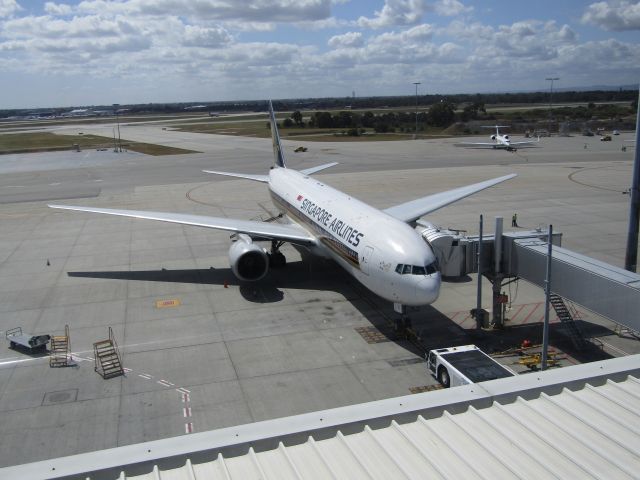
[
  {"x1": 93, "y1": 327, "x2": 124, "y2": 379},
  {"x1": 549, "y1": 293, "x2": 587, "y2": 350},
  {"x1": 50, "y1": 324, "x2": 71, "y2": 367}
]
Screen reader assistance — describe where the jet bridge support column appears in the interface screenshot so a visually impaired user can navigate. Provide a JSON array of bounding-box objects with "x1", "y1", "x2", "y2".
[{"x1": 491, "y1": 217, "x2": 505, "y2": 328}]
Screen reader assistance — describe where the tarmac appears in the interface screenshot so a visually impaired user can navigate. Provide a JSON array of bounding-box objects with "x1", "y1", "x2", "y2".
[{"x1": 0, "y1": 121, "x2": 639, "y2": 468}]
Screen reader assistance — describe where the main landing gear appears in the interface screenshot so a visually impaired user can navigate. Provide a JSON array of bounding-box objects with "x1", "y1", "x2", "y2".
[{"x1": 269, "y1": 240, "x2": 287, "y2": 268}]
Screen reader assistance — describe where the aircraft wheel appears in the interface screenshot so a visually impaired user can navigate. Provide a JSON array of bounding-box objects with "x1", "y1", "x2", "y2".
[{"x1": 438, "y1": 367, "x2": 450, "y2": 388}]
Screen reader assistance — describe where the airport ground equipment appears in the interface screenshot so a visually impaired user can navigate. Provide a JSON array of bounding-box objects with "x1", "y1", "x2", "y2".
[
  {"x1": 5, "y1": 327, "x2": 50, "y2": 352},
  {"x1": 549, "y1": 294, "x2": 587, "y2": 350},
  {"x1": 93, "y1": 327, "x2": 124, "y2": 379},
  {"x1": 49, "y1": 325, "x2": 70, "y2": 367},
  {"x1": 426, "y1": 344, "x2": 515, "y2": 388}
]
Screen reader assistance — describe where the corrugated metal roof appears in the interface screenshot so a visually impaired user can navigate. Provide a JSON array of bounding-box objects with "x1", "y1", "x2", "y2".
[
  {"x1": 3, "y1": 356, "x2": 639, "y2": 480},
  {"x1": 121, "y1": 376, "x2": 640, "y2": 480}
]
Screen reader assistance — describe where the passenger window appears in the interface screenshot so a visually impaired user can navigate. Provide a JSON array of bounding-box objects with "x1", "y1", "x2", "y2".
[
  {"x1": 412, "y1": 265, "x2": 426, "y2": 275},
  {"x1": 395, "y1": 264, "x2": 403, "y2": 274},
  {"x1": 402, "y1": 264, "x2": 412, "y2": 274}
]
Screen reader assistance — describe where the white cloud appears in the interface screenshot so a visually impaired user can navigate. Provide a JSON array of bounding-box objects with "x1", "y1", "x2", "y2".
[
  {"x1": 0, "y1": 0, "x2": 20, "y2": 17},
  {"x1": 582, "y1": 1, "x2": 640, "y2": 31},
  {"x1": 44, "y1": 2, "x2": 74, "y2": 15},
  {"x1": 67, "y1": 0, "x2": 333, "y2": 22},
  {"x1": 182, "y1": 25, "x2": 231, "y2": 47},
  {"x1": 434, "y1": 0, "x2": 472, "y2": 16},
  {"x1": 328, "y1": 31, "x2": 363, "y2": 48},
  {"x1": 357, "y1": 0, "x2": 430, "y2": 29}
]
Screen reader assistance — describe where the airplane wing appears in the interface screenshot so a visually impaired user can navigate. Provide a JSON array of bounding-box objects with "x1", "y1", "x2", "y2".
[
  {"x1": 509, "y1": 140, "x2": 538, "y2": 147},
  {"x1": 48, "y1": 205, "x2": 316, "y2": 246},
  {"x1": 383, "y1": 174, "x2": 517, "y2": 224}
]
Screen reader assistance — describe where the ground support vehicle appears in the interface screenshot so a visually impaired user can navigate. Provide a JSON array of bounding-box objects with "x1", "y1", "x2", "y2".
[{"x1": 427, "y1": 344, "x2": 515, "y2": 388}]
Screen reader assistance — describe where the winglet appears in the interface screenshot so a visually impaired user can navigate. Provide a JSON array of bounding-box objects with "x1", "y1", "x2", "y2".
[{"x1": 269, "y1": 100, "x2": 286, "y2": 168}]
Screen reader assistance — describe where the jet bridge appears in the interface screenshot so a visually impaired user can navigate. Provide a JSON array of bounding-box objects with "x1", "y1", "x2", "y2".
[{"x1": 419, "y1": 221, "x2": 640, "y2": 335}]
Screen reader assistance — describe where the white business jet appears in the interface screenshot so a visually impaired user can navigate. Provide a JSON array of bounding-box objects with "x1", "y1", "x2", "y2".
[
  {"x1": 50, "y1": 102, "x2": 515, "y2": 308},
  {"x1": 457, "y1": 125, "x2": 538, "y2": 152}
]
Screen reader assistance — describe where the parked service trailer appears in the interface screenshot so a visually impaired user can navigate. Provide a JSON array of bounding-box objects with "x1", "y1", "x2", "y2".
[
  {"x1": 6, "y1": 327, "x2": 50, "y2": 351},
  {"x1": 427, "y1": 344, "x2": 515, "y2": 388}
]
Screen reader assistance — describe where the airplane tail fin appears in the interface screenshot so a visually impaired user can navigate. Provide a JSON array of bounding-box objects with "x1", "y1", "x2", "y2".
[{"x1": 269, "y1": 100, "x2": 286, "y2": 168}]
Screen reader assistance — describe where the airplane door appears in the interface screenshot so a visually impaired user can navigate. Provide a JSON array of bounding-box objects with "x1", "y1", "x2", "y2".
[{"x1": 360, "y1": 246, "x2": 374, "y2": 275}]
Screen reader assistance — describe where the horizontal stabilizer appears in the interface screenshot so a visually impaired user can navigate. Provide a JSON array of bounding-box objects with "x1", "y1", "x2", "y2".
[
  {"x1": 299, "y1": 162, "x2": 338, "y2": 176},
  {"x1": 202, "y1": 170, "x2": 269, "y2": 183}
]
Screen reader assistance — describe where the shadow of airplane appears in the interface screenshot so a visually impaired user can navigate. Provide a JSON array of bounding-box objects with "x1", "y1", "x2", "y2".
[{"x1": 68, "y1": 256, "x2": 357, "y2": 303}]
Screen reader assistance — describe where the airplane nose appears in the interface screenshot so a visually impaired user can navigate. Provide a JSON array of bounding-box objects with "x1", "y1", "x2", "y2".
[{"x1": 416, "y1": 275, "x2": 440, "y2": 304}]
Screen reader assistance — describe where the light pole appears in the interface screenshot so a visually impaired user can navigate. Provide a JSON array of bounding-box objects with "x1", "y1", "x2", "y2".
[
  {"x1": 413, "y1": 82, "x2": 421, "y2": 139},
  {"x1": 113, "y1": 103, "x2": 122, "y2": 152},
  {"x1": 545, "y1": 77, "x2": 559, "y2": 131}
]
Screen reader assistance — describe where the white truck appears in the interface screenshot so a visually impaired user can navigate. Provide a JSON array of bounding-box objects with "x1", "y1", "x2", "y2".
[{"x1": 427, "y1": 344, "x2": 515, "y2": 388}]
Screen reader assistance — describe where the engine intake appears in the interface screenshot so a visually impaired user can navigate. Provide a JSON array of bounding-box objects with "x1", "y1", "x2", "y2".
[{"x1": 228, "y1": 234, "x2": 269, "y2": 281}]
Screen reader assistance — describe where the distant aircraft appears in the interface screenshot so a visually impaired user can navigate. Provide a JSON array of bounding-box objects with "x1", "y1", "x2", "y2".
[
  {"x1": 50, "y1": 102, "x2": 515, "y2": 309},
  {"x1": 456, "y1": 126, "x2": 539, "y2": 152}
]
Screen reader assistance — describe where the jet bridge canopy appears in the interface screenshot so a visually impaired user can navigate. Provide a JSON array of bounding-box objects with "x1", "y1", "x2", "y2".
[{"x1": 505, "y1": 234, "x2": 640, "y2": 333}]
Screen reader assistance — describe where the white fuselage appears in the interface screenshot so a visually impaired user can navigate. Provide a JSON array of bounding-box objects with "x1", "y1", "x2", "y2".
[
  {"x1": 268, "y1": 168, "x2": 440, "y2": 306},
  {"x1": 492, "y1": 133, "x2": 511, "y2": 147}
]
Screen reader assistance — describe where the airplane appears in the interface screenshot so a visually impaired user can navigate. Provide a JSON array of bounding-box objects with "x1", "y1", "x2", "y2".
[
  {"x1": 49, "y1": 101, "x2": 516, "y2": 309},
  {"x1": 456, "y1": 125, "x2": 539, "y2": 152}
]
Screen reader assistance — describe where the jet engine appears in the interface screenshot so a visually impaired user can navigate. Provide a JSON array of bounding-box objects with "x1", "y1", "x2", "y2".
[
  {"x1": 490, "y1": 134, "x2": 496, "y2": 140},
  {"x1": 503, "y1": 134, "x2": 509, "y2": 140},
  {"x1": 228, "y1": 234, "x2": 269, "y2": 281}
]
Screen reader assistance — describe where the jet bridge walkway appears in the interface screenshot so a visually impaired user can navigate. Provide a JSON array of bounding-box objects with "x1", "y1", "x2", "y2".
[
  {"x1": 502, "y1": 233, "x2": 640, "y2": 334},
  {"x1": 421, "y1": 223, "x2": 640, "y2": 335}
]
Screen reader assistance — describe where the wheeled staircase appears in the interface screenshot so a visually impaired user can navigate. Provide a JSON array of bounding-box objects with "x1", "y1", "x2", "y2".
[
  {"x1": 50, "y1": 324, "x2": 71, "y2": 367},
  {"x1": 93, "y1": 327, "x2": 124, "y2": 379},
  {"x1": 549, "y1": 293, "x2": 587, "y2": 350}
]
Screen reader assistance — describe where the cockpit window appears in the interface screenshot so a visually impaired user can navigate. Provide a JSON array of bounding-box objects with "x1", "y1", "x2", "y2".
[
  {"x1": 426, "y1": 261, "x2": 438, "y2": 275},
  {"x1": 395, "y1": 261, "x2": 439, "y2": 275}
]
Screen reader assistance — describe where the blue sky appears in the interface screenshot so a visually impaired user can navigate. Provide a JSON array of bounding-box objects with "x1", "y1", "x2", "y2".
[{"x1": 1, "y1": 0, "x2": 639, "y2": 108}]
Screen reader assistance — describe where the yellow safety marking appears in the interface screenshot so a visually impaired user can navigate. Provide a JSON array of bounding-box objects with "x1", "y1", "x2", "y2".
[{"x1": 155, "y1": 299, "x2": 181, "y2": 309}]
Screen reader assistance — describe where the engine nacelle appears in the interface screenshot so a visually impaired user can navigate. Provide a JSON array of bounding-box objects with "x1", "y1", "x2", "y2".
[
  {"x1": 228, "y1": 234, "x2": 269, "y2": 281},
  {"x1": 490, "y1": 134, "x2": 496, "y2": 140},
  {"x1": 503, "y1": 134, "x2": 509, "y2": 140}
]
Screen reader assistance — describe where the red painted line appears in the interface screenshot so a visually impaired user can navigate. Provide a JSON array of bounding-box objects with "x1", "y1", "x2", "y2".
[
  {"x1": 183, "y1": 407, "x2": 192, "y2": 418},
  {"x1": 185, "y1": 422, "x2": 194, "y2": 434},
  {"x1": 521, "y1": 303, "x2": 541, "y2": 324},
  {"x1": 449, "y1": 311, "x2": 461, "y2": 321},
  {"x1": 458, "y1": 314, "x2": 473, "y2": 327},
  {"x1": 181, "y1": 393, "x2": 191, "y2": 403},
  {"x1": 508, "y1": 304, "x2": 528, "y2": 322}
]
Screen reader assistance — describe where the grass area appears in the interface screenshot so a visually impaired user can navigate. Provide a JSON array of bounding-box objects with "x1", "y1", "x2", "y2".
[{"x1": 0, "y1": 132, "x2": 198, "y2": 155}]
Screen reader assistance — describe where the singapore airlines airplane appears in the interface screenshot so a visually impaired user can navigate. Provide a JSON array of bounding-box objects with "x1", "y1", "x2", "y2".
[
  {"x1": 456, "y1": 125, "x2": 538, "y2": 152},
  {"x1": 50, "y1": 102, "x2": 515, "y2": 308}
]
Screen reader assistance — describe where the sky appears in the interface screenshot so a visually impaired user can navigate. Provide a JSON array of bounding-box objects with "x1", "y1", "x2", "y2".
[{"x1": 0, "y1": 0, "x2": 639, "y2": 109}]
